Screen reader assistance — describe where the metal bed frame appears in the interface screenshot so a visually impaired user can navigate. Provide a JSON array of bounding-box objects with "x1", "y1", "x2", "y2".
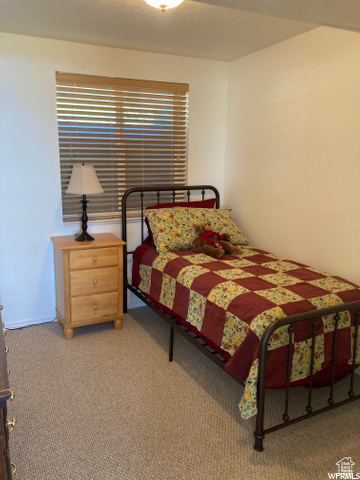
[{"x1": 121, "y1": 184, "x2": 360, "y2": 452}]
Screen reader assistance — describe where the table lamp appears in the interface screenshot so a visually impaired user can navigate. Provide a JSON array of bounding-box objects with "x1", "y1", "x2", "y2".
[{"x1": 66, "y1": 164, "x2": 104, "y2": 241}]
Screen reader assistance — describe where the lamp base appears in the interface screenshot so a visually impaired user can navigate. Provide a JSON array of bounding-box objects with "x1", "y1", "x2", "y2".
[{"x1": 75, "y1": 231, "x2": 94, "y2": 242}]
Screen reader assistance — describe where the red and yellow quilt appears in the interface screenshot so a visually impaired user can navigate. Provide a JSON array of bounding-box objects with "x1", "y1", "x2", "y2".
[{"x1": 132, "y1": 244, "x2": 360, "y2": 418}]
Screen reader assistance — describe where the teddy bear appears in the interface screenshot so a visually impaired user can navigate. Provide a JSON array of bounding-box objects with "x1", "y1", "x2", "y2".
[{"x1": 192, "y1": 221, "x2": 242, "y2": 259}]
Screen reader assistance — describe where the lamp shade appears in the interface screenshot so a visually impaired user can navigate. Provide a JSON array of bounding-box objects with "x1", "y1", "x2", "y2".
[
  {"x1": 66, "y1": 164, "x2": 104, "y2": 195},
  {"x1": 144, "y1": 0, "x2": 184, "y2": 10}
]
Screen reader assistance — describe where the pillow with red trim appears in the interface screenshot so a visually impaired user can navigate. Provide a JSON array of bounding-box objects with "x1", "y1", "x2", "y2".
[{"x1": 144, "y1": 198, "x2": 216, "y2": 243}]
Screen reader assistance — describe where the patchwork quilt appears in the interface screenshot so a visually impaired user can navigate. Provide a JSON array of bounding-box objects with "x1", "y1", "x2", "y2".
[{"x1": 132, "y1": 244, "x2": 360, "y2": 418}]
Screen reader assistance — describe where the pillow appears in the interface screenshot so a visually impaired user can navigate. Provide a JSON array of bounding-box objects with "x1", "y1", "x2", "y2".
[
  {"x1": 146, "y1": 206, "x2": 248, "y2": 253},
  {"x1": 144, "y1": 198, "x2": 217, "y2": 243}
]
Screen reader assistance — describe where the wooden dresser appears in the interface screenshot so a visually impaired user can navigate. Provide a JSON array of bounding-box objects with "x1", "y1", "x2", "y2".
[
  {"x1": 0, "y1": 305, "x2": 15, "y2": 479},
  {"x1": 51, "y1": 233, "x2": 126, "y2": 339}
]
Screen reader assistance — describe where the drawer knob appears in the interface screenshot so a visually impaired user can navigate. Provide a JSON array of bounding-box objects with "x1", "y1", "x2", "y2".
[
  {"x1": 5, "y1": 346, "x2": 9, "y2": 354},
  {"x1": 3, "y1": 329, "x2": 6, "y2": 337},
  {"x1": 10, "y1": 391, "x2": 15, "y2": 402},
  {"x1": 7, "y1": 368, "x2": 10, "y2": 375},
  {"x1": 7, "y1": 417, "x2": 16, "y2": 433},
  {"x1": 94, "y1": 304, "x2": 99, "y2": 310},
  {"x1": 93, "y1": 256, "x2": 97, "y2": 262},
  {"x1": 93, "y1": 279, "x2": 98, "y2": 285}
]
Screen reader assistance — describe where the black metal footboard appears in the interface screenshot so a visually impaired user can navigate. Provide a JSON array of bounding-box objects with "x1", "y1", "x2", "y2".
[{"x1": 254, "y1": 300, "x2": 360, "y2": 451}]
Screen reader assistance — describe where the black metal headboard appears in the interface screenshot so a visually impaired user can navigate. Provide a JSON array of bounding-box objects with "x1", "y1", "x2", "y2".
[{"x1": 121, "y1": 184, "x2": 220, "y2": 311}]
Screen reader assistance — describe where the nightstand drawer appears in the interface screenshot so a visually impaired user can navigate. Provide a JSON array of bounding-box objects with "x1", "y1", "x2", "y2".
[
  {"x1": 69, "y1": 247, "x2": 118, "y2": 270},
  {"x1": 70, "y1": 292, "x2": 119, "y2": 323},
  {"x1": 70, "y1": 267, "x2": 119, "y2": 297}
]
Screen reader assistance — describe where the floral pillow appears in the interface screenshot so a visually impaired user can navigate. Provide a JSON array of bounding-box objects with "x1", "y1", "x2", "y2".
[
  {"x1": 144, "y1": 197, "x2": 217, "y2": 243},
  {"x1": 146, "y1": 206, "x2": 248, "y2": 253}
]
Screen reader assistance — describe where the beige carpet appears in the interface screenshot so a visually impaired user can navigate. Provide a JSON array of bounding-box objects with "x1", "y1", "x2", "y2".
[{"x1": 5, "y1": 307, "x2": 360, "y2": 479}]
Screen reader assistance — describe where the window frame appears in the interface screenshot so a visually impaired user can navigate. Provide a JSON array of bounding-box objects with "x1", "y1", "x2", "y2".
[{"x1": 56, "y1": 72, "x2": 189, "y2": 221}]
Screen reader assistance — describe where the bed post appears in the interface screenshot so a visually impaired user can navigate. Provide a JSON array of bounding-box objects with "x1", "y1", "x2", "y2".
[
  {"x1": 254, "y1": 342, "x2": 268, "y2": 451},
  {"x1": 121, "y1": 190, "x2": 129, "y2": 313},
  {"x1": 254, "y1": 318, "x2": 277, "y2": 451},
  {"x1": 169, "y1": 326, "x2": 175, "y2": 362}
]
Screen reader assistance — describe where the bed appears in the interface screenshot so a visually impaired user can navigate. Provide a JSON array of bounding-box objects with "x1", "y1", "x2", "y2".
[{"x1": 121, "y1": 184, "x2": 360, "y2": 451}]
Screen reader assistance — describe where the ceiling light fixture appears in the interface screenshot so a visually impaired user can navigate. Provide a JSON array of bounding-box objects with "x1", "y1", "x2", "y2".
[{"x1": 144, "y1": 0, "x2": 184, "y2": 12}]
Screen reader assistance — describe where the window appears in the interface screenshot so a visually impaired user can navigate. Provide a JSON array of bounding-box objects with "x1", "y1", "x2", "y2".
[{"x1": 56, "y1": 72, "x2": 189, "y2": 221}]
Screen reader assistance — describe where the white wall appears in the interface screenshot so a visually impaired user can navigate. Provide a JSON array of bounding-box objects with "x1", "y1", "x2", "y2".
[
  {"x1": 0, "y1": 33, "x2": 228, "y2": 327},
  {"x1": 225, "y1": 27, "x2": 360, "y2": 285}
]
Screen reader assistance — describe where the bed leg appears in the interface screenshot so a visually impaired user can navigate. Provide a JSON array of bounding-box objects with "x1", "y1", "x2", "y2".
[
  {"x1": 254, "y1": 431, "x2": 264, "y2": 452},
  {"x1": 254, "y1": 410, "x2": 265, "y2": 452},
  {"x1": 169, "y1": 326, "x2": 174, "y2": 362},
  {"x1": 123, "y1": 285, "x2": 128, "y2": 313},
  {"x1": 254, "y1": 339, "x2": 267, "y2": 452}
]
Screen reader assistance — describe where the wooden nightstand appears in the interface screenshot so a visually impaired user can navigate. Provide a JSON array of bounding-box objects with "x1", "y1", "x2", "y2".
[{"x1": 51, "y1": 233, "x2": 126, "y2": 339}]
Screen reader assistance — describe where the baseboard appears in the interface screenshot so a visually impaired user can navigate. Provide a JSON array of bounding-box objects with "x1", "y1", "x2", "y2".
[
  {"x1": 127, "y1": 294, "x2": 145, "y2": 309},
  {"x1": 5, "y1": 315, "x2": 57, "y2": 330},
  {"x1": 5, "y1": 295, "x2": 143, "y2": 329}
]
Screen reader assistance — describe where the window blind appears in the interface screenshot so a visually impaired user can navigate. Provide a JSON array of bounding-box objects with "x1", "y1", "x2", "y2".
[{"x1": 56, "y1": 72, "x2": 189, "y2": 221}]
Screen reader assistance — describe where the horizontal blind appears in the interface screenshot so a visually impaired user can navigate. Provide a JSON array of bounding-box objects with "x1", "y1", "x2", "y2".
[{"x1": 56, "y1": 72, "x2": 189, "y2": 221}]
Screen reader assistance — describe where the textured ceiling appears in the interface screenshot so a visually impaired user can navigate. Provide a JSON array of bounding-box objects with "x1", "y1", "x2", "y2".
[
  {"x1": 196, "y1": 0, "x2": 360, "y2": 32},
  {"x1": 0, "y1": 0, "x2": 359, "y2": 61}
]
